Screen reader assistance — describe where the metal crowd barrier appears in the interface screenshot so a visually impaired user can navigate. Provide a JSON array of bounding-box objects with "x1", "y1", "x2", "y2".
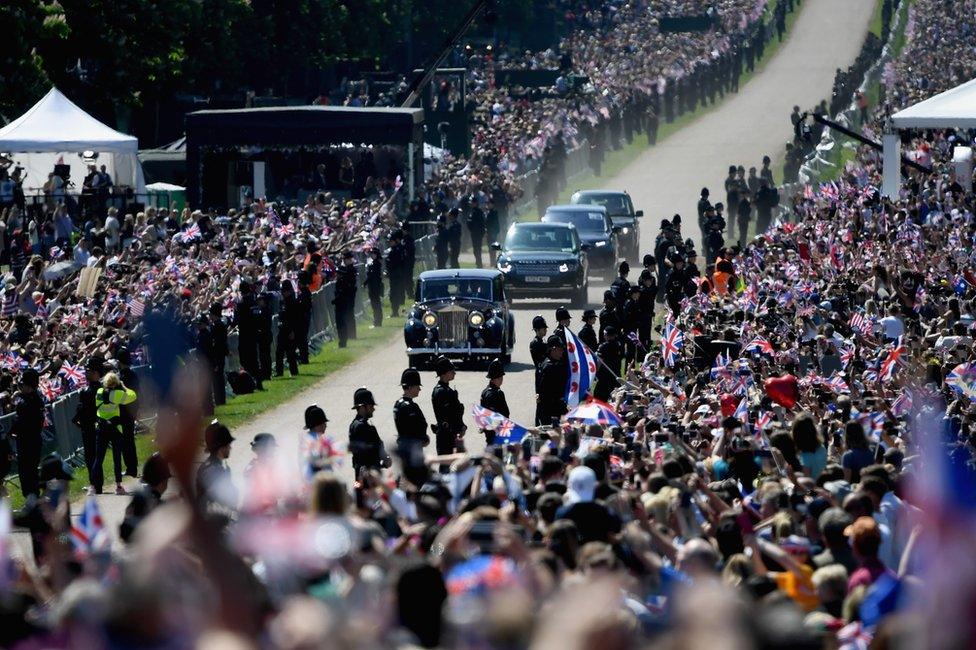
[{"x1": 3, "y1": 234, "x2": 437, "y2": 484}]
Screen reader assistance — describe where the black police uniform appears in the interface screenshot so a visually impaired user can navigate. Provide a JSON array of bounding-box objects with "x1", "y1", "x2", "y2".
[
  {"x1": 595, "y1": 336, "x2": 624, "y2": 401},
  {"x1": 537, "y1": 354, "x2": 568, "y2": 426},
  {"x1": 364, "y1": 254, "x2": 384, "y2": 327},
  {"x1": 12, "y1": 388, "x2": 45, "y2": 498},
  {"x1": 334, "y1": 261, "x2": 358, "y2": 347},
  {"x1": 394, "y1": 396, "x2": 429, "y2": 446},
  {"x1": 479, "y1": 383, "x2": 509, "y2": 446},
  {"x1": 431, "y1": 379, "x2": 465, "y2": 459},
  {"x1": 235, "y1": 292, "x2": 265, "y2": 389},
  {"x1": 578, "y1": 320, "x2": 598, "y2": 351},
  {"x1": 387, "y1": 240, "x2": 408, "y2": 317},
  {"x1": 275, "y1": 288, "x2": 302, "y2": 376},
  {"x1": 468, "y1": 203, "x2": 487, "y2": 269},
  {"x1": 598, "y1": 303, "x2": 621, "y2": 344},
  {"x1": 199, "y1": 313, "x2": 229, "y2": 405},
  {"x1": 637, "y1": 279, "x2": 657, "y2": 348},
  {"x1": 72, "y1": 380, "x2": 100, "y2": 483},
  {"x1": 349, "y1": 414, "x2": 385, "y2": 477},
  {"x1": 445, "y1": 218, "x2": 462, "y2": 269}
]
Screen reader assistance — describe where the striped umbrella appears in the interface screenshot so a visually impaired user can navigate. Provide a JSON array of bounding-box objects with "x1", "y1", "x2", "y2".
[{"x1": 565, "y1": 398, "x2": 622, "y2": 427}]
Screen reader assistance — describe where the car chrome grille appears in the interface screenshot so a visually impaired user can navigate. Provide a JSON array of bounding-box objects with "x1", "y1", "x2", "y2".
[{"x1": 437, "y1": 306, "x2": 469, "y2": 345}]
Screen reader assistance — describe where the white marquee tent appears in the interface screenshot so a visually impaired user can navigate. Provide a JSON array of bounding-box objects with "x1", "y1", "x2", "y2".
[
  {"x1": 0, "y1": 87, "x2": 145, "y2": 197},
  {"x1": 882, "y1": 77, "x2": 976, "y2": 196}
]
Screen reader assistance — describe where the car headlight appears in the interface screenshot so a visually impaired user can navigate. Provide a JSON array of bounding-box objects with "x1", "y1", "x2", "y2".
[
  {"x1": 469, "y1": 311, "x2": 485, "y2": 327},
  {"x1": 621, "y1": 227, "x2": 630, "y2": 235},
  {"x1": 558, "y1": 263, "x2": 570, "y2": 273},
  {"x1": 422, "y1": 311, "x2": 437, "y2": 328},
  {"x1": 595, "y1": 241, "x2": 607, "y2": 247},
  {"x1": 498, "y1": 261, "x2": 512, "y2": 273}
]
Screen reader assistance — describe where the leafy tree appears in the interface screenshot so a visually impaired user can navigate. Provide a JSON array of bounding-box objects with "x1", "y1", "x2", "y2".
[{"x1": 0, "y1": 1, "x2": 52, "y2": 120}]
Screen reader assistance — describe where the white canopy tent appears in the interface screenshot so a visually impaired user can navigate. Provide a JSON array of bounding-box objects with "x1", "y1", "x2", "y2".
[
  {"x1": 0, "y1": 87, "x2": 146, "y2": 197},
  {"x1": 883, "y1": 77, "x2": 976, "y2": 196}
]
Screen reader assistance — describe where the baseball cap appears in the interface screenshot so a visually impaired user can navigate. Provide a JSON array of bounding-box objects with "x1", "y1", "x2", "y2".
[{"x1": 566, "y1": 466, "x2": 597, "y2": 505}]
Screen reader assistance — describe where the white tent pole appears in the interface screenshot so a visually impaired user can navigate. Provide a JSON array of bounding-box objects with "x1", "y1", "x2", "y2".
[{"x1": 882, "y1": 131, "x2": 901, "y2": 198}]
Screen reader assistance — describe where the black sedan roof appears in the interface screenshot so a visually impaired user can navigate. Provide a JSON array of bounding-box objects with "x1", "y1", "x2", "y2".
[{"x1": 417, "y1": 269, "x2": 502, "y2": 281}]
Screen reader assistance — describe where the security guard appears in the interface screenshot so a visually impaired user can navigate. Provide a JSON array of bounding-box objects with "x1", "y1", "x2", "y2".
[
  {"x1": 275, "y1": 281, "x2": 301, "y2": 377},
  {"x1": 530, "y1": 316, "x2": 549, "y2": 426},
  {"x1": 196, "y1": 420, "x2": 236, "y2": 510},
  {"x1": 363, "y1": 247, "x2": 384, "y2": 328},
  {"x1": 199, "y1": 303, "x2": 229, "y2": 406},
  {"x1": 11, "y1": 368, "x2": 45, "y2": 499},
  {"x1": 598, "y1": 290, "x2": 621, "y2": 344},
  {"x1": 595, "y1": 326, "x2": 625, "y2": 401},
  {"x1": 610, "y1": 261, "x2": 631, "y2": 300},
  {"x1": 387, "y1": 231, "x2": 408, "y2": 317},
  {"x1": 333, "y1": 250, "x2": 358, "y2": 347},
  {"x1": 71, "y1": 356, "x2": 104, "y2": 488},
  {"x1": 235, "y1": 281, "x2": 265, "y2": 390},
  {"x1": 553, "y1": 307, "x2": 572, "y2": 344},
  {"x1": 394, "y1": 368, "x2": 429, "y2": 447},
  {"x1": 92, "y1": 372, "x2": 137, "y2": 495},
  {"x1": 480, "y1": 359, "x2": 509, "y2": 446},
  {"x1": 349, "y1": 388, "x2": 388, "y2": 477},
  {"x1": 431, "y1": 356, "x2": 465, "y2": 469},
  {"x1": 537, "y1": 336, "x2": 569, "y2": 426},
  {"x1": 578, "y1": 309, "x2": 598, "y2": 351}
]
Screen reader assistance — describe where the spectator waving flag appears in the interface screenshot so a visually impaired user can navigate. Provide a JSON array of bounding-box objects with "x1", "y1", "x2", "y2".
[
  {"x1": 745, "y1": 337, "x2": 773, "y2": 356},
  {"x1": 70, "y1": 496, "x2": 110, "y2": 555},
  {"x1": 127, "y1": 297, "x2": 146, "y2": 318},
  {"x1": 661, "y1": 322, "x2": 684, "y2": 367},
  {"x1": 710, "y1": 350, "x2": 732, "y2": 380},
  {"x1": 946, "y1": 362, "x2": 976, "y2": 399},
  {"x1": 58, "y1": 362, "x2": 86, "y2": 388},
  {"x1": 470, "y1": 405, "x2": 529, "y2": 444},
  {"x1": 879, "y1": 337, "x2": 906, "y2": 382},
  {"x1": 564, "y1": 328, "x2": 597, "y2": 409},
  {"x1": 733, "y1": 396, "x2": 749, "y2": 424}
]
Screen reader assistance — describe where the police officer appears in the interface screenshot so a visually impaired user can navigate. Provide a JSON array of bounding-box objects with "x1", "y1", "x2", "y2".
[
  {"x1": 445, "y1": 208, "x2": 462, "y2": 269},
  {"x1": 530, "y1": 315, "x2": 549, "y2": 426},
  {"x1": 637, "y1": 270, "x2": 657, "y2": 349},
  {"x1": 485, "y1": 200, "x2": 501, "y2": 266},
  {"x1": 468, "y1": 200, "x2": 487, "y2": 269},
  {"x1": 387, "y1": 231, "x2": 408, "y2": 317},
  {"x1": 394, "y1": 368, "x2": 429, "y2": 448},
  {"x1": 11, "y1": 368, "x2": 45, "y2": 499},
  {"x1": 275, "y1": 281, "x2": 301, "y2": 377},
  {"x1": 434, "y1": 209, "x2": 450, "y2": 269},
  {"x1": 72, "y1": 356, "x2": 104, "y2": 488},
  {"x1": 621, "y1": 284, "x2": 643, "y2": 363},
  {"x1": 92, "y1": 372, "x2": 137, "y2": 495},
  {"x1": 598, "y1": 290, "x2": 621, "y2": 344},
  {"x1": 578, "y1": 309, "x2": 598, "y2": 351},
  {"x1": 196, "y1": 420, "x2": 236, "y2": 509},
  {"x1": 296, "y1": 272, "x2": 313, "y2": 365},
  {"x1": 200, "y1": 303, "x2": 229, "y2": 405},
  {"x1": 116, "y1": 348, "x2": 140, "y2": 478},
  {"x1": 610, "y1": 261, "x2": 631, "y2": 300},
  {"x1": 595, "y1": 326, "x2": 624, "y2": 401},
  {"x1": 480, "y1": 359, "x2": 509, "y2": 445},
  {"x1": 349, "y1": 388, "x2": 388, "y2": 477},
  {"x1": 235, "y1": 281, "x2": 265, "y2": 390},
  {"x1": 553, "y1": 306, "x2": 572, "y2": 344},
  {"x1": 431, "y1": 356, "x2": 465, "y2": 470},
  {"x1": 363, "y1": 247, "x2": 384, "y2": 328},
  {"x1": 537, "y1": 336, "x2": 568, "y2": 426},
  {"x1": 334, "y1": 250, "x2": 358, "y2": 347}
]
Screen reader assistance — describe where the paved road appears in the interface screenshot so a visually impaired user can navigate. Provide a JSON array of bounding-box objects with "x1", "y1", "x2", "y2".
[{"x1": 13, "y1": 0, "x2": 874, "y2": 553}]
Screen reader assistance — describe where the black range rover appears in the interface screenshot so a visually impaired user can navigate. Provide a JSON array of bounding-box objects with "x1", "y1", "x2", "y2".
[
  {"x1": 570, "y1": 190, "x2": 643, "y2": 261},
  {"x1": 492, "y1": 222, "x2": 589, "y2": 306}
]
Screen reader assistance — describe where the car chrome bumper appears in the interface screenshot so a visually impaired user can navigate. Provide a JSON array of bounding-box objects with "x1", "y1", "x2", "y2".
[{"x1": 407, "y1": 346, "x2": 504, "y2": 355}]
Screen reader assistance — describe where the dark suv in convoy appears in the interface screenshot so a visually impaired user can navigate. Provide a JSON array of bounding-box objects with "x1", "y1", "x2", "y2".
[
  {"x1": 404, "y1": 269, "x2": 515, "y2": 367},
  {"x1": 542, "y1": 204, "x2": 618, "y2": 274},
  {"x1": 569, "y1": 190, "x2": 643, "y2": 262},
  {"x1": 492, "y1": 222, "x2": 589, "y2": 305}
]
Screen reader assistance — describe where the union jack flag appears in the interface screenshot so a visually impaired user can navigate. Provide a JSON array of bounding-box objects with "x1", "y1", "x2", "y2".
[
  {"x1": 890, "y1": 390, "x2": 913, "y2": 417},
  {"x1": 178, "y1": 222, "x2": 201, "y2": 242},
  {"x1": 827, "y1": 373, "x2": 849, "y2": 394},
  {"x1": 70, "y1": 496, "x2": 110, "y2": 555},
  {"x1": 879, "y1": 337, "x2": 906, "y2": 382},
  {"x1": 733, "y1": 396, "x2": 749, "y2": 423},
  {"x1": 840, "y1": 345, "x2": 855, "y2": 367},
  {"x1": 661, "y1": 322, "x2": 684, "y2": 367},
  {"x1": 39, "y1": 378, "x2": 61, "y2": 402},
  {"x1": 470, "y1": 404, "x2": 529, "y2": 444},
  {"x1": 58, "y1": 362, "x2": 86, "y2": 388},
  {"x1": 745, "y1": 337, "x2": 773, "y2": 356},
  {"x1": 48, "y1": 246, "x2": 62, "y2": 260}
]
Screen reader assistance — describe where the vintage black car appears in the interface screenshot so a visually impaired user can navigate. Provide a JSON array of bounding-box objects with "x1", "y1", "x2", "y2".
[
  {"x1": 404, "y1": 269, "x2": 515, "y2": 367},
  {"x1": 570, "y1": 190, "x2": 643, "y2": 262},
  {"x1": 492, "y1": 222, "x2": 589, "y2": 305},
  {"x1": 542, "y1": 204, "x2": 618, "y2": 274}
]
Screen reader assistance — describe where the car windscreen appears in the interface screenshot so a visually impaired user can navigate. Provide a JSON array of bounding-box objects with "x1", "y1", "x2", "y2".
[
  {"x1": 544, "y1": 211, "x2": 607, "y2": 234},
  {"x1": 420, "y1": 278, "x2": 493, "y2": 302},
  {"x1": 504, "y1": 226, "x2": 577, "y2": 252},
  {"x1": 576, "y1": 194, "x2": 633, "y2": 216}
]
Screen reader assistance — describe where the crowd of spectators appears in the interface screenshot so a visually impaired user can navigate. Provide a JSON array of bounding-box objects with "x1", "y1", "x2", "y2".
[{"x1": 3, "y1": 0, "x2": 976, "y2": 647}]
